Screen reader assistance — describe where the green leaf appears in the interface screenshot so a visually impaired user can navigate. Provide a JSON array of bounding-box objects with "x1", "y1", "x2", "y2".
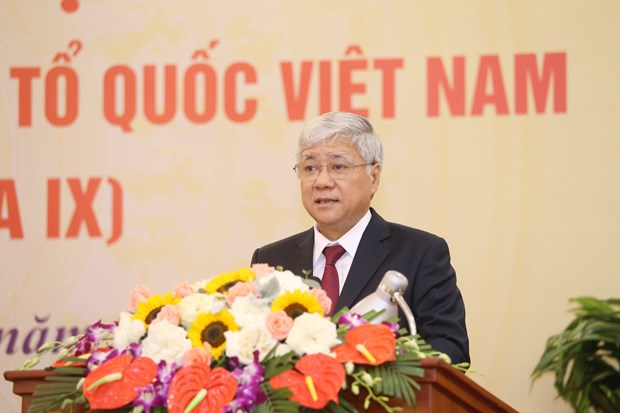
[
  {"x1": 25, "y1": 358, "x2": 86, "y2": 413},
  {"x1": 44, "y1": 375, "x2": 82, "y2": 382},
  {"x1": 532, "y1": 297, "x2": 620, "y2": 412},
  {"x1": 47, "y1": 366, "x2": 86, "y2": 376},
  {"x1": 255, "y1": 382, "x2": 299, "y2": 413},
  {"x1": 365, "y1": 356, "x2": 422, "y2": 407},
  {"x1": 331, "y1": 397, "x2": 359, "y2": 412},
  {"x1": 262, "y1": 350, "x2": 298, "y2": 379}
]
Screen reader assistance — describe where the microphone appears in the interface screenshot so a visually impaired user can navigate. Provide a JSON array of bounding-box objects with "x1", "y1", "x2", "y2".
[{"x1": 350, "y1": 270, "x2": 417, "y2": 335}]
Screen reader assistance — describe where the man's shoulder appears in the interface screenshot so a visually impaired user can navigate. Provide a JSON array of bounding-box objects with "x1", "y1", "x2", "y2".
[
  {"x1": 371, "y1": 210, "x2": 444, "y2": 244},
  {"x1": 255, "y1": 228, "x2": 313, "y2": 252},
  {"x1": 388, "y1": 220, "x2": 442, "y2": 240},
  {"x1": 251, "y1": 228, "x2": 313, "y2": 271}
]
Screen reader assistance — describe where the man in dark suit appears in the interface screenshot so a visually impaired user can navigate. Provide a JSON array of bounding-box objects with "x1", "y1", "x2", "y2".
[{"x1": 251, "y1": 112, "x2": 469, "y2": 365}]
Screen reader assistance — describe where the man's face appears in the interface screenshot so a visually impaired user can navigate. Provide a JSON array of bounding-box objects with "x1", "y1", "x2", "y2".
[{"x1": 299, "y1": 137, "x2": 381, "y2": 240}]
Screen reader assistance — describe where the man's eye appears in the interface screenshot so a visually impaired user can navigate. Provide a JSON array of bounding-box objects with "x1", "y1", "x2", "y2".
[
  {"x1": 330, "y1": 163, "x2": 350, "y2": 171},
  {"x1": 303, "y1": 164, "x2": 320, "y2": 173}
]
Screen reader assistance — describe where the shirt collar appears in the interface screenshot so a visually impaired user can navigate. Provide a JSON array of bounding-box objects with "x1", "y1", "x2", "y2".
[{"x1": 313, "y1": 210, "x2": 372, "y2": 263}]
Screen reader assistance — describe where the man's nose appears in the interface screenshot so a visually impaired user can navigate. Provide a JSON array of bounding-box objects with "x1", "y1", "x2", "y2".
[{"x1": 313, "y1": 166, "x2": 335, "y2": 187}]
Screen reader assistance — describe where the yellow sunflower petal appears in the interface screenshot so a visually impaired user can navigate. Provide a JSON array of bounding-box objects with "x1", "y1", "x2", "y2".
[
  {"x1": 188, "y1": 309, "x2": 239, "y2": 360},
  {"x1": 271, "y1": 290, "x2": 324, "y2": 319},
  {"x1": 132, "y1": 292, "x2": 180, "y2": 328},
  {"x1": 204, "y1": 268, "x2": 255, "y2": 294}
]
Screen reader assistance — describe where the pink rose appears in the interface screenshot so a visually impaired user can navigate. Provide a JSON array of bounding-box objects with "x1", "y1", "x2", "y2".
[
  {"x1": 250, "y1": 263, "x2": 276, "y2": 279},
  {"x1": 266, "y1": 310, "x2": 294, "y2": 340},
  {"x1": 172, "y1": 282, "x2": 194, "y2": 298},
  {"x1": 226, "y1": 282, "x2": 258, "y2": 305},
  {"x1": 152, "y1": 304, "x2": 182, "y2": 325},
  {"x1": 310, "y1": 289, "x2": 332, "y2": 315},
  {"x1": 127, "y1": 284, "x2": 151, "y2": 311},
  {"x1": 183, "y1": 344, "x2": 212, "y2": 367}
]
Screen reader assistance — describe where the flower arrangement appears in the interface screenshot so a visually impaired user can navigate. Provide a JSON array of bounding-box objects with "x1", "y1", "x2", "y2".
[{"x1": 20, "y1": 264, "x2": 458, "y2": 413}]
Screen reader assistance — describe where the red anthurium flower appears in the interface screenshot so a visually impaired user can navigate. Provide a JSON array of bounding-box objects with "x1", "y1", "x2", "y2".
[
  {"x1": 333, "y1": 324, "x2": 396, "y2": 365},
  {"x1": 270, "y1": 353, "x2": 345, "y2": 409},
  {"x1": 83, "y1": 354, "x2": 157, "y2": 410},
  {"x1": 167, "y1": 363, "x2": 238, "y2": 413}
]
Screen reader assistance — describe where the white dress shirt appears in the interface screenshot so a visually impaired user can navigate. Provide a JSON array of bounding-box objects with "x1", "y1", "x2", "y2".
[{"x1": 312, "y1": 210, "x2": 372, "y2": 293}]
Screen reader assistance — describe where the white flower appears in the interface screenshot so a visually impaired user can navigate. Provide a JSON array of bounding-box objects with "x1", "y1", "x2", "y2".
[
  {"x1": 140, "y1": 320, "x2": 192, "y2": 365},
  {"x1": 286, "y1": 312, "x2": 340, "y2": 355},
  {"x1": 113, "y1": 312, "x2": 146, "y2": 349},
  {"x1": 274, "y1": 342, "x2": 293, "y2": 357},
  {"x1": 229, "y1": 295, "x2": 270, "y2": 329},
  {"x1": 275, "y1": 270, "x2": 310, "y2": 292},
  {"x1": 191, "y1": 279, "x2": 207, "y2": 291},
  {"x1": 224, "y1": 326, "x2": 277, "y2": 365},
  {"x1": 255, "y1": 270, "x2": 309, "y2": 299},
  {"x1": 179, "y1": 292, "x2": 226, "y2": 328}
]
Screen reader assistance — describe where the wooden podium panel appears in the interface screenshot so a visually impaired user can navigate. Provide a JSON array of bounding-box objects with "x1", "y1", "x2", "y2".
[
  {"x1": 412, "y1": 358, "x2": 518, "y2": 412},
  {"x1": 3, "y1": 369, "x2": 81, "y2": 413},
  {"x1": 5, "y1": 358, "x2": 518, "y2": 413},
  {"x1": 343, "y1": 359, "x2": 518, "y2": 412}
]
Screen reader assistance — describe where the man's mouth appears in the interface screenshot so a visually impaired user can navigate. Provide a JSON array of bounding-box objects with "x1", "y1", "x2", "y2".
[{"x1": 315, "y1": 199, "x2": 338, "y2": 204}]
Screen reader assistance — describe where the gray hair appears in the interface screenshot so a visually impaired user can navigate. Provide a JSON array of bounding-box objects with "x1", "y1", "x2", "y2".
[{"x1": 296, "y1": 112, "x2": 384, "y2": 167}]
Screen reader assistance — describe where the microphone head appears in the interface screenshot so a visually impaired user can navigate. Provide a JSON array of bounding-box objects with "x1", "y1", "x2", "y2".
[
  {"x1": 380, "y1": 270, "x2": 408, "y2": 295},
  {"x1": 349, "y1": 270, "x2": 409, "y2": 321}
]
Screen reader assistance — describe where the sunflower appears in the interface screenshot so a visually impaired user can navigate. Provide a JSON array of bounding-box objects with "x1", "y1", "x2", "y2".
[
  {"x1": 132, "y1": 292, "x2": 180, "y2": 328},
  {"x1": 271, "y1": 290, "x2": 324, "y2": 319},
  {"x1": 204, "y1": 268, "x2": 255, "y2": 294},
  {"x1": 188, "y1": 309, "x2": 239, "y2": 360}
]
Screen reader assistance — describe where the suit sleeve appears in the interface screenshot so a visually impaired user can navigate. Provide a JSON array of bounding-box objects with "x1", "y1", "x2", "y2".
[{"x1": 411, "y1": 236, "x2": 470, "y2": 365}]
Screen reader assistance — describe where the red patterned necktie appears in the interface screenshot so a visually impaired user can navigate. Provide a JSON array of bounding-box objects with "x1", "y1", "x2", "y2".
[{"x1": 321, "y1": 245, "x2": 346, "y2": 316}]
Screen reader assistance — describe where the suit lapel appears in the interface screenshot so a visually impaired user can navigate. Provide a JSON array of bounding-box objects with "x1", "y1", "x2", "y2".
[
  {"x1": 289, "y1": 229, "x2": 314, "y2": 276},
  {"x1": 336, "y1": 210, "x2": 391, "y2": 311}
]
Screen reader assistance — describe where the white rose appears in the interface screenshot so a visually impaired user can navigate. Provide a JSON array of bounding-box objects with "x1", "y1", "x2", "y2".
[
  {"x1": 141, "y1": 320, "x2": 192, "y2": 365},
  {"x1": 255, "y1": 270, "x2": 309, "y2": 299},
  {"x1": 113, "y1": 312, "x2": 146, "y2": 350},
  {"x1": 229, "y1": 295, "x2": 270, "y2": 329},
  {"x1": 179, "y1": 293, "x2": 226, "y2": 328},
  {"x1": 224, "y1": 327, "x2": 277, "y2": 365},
  {"x1": 286, "y1": 312, "x2": 340, "y2": 355}
]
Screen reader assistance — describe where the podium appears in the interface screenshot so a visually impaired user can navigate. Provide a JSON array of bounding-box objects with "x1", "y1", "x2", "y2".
[{"x1": 5, "y1": 358, "x2": 518, "y2": 413}]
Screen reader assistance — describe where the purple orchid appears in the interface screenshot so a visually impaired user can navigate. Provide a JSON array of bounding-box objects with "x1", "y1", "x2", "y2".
[
  {"x1": 84, "y1": 339, "x2": 143, "y2": 374},
  {"x1": 225, "y1": 351, "x2": 267, "y2": 412},
  {"x1": 73, "y1": 320, "x2": 116, "y2": 356},
  {"x1": 134, "y1": 360, "x2": 179, "y2": 412},
  {"x1": 337, "y1": 312, "x2": 368, "y2": 328},
  {"x1": 381, "y1": 320, "x2": 402, "y2": 338}
]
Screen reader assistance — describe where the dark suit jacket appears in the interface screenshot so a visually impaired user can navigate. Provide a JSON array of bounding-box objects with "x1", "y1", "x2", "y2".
[{"x1": 251, "y1": 208, "x2": 470, "y2": 365}]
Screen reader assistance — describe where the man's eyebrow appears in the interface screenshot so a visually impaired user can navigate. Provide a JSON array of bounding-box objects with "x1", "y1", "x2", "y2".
[
  {"x1": 301, "y1": 153, "x2": 317, "y2": 161},
  {"x1": 301, "y1": 152, "x2": 352, "y2": 161},
  {"x1": 328, "y1": 153, "x2": 351, "y2": 160}
]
